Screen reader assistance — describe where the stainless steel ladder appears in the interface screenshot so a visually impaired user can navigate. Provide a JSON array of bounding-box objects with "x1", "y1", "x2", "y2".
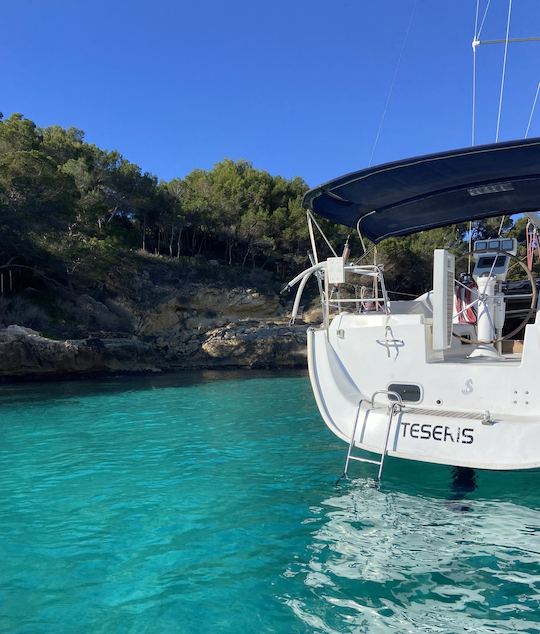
[{"x1": 342, "y1": 390, "x2": 403, "y2": 481}]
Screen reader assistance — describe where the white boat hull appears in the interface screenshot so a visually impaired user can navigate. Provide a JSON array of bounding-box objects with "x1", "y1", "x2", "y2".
[{"x1": 308, "y1": 324, "x2": 540, "y2": 471}]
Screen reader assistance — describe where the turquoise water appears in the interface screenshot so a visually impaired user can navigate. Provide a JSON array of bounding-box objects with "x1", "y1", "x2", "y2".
[{"x1": 0, "y1": 372, "x2": 539, "y2": 633}]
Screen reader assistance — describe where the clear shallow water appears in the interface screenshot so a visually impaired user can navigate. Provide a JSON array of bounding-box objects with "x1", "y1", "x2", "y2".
[{"x1": 0, "y1": 372, "x2": 539, "y2": 633}]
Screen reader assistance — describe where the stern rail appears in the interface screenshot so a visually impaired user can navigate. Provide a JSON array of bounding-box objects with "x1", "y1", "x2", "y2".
[{"x1": 285, "y1": 261, "x2": 390, "y2": 328}]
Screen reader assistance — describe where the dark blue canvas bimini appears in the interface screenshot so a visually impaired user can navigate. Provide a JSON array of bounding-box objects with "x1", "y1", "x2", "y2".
[{"x1": 303, "y1": 137, "x2": 540, "y2": 243}]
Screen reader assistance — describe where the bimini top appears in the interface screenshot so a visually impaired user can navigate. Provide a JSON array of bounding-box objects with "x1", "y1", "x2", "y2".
[{"x1": 303, "y1": 138, "x2": 540, "y2": 244}]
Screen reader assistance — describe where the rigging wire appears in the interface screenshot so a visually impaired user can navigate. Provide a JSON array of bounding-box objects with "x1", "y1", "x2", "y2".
[
  {"x1": 470, "y1": 3, "x2": 539, "y2": 249},
  {"x1": 476, "y1": 0, "x2": 492, "y2": 40},
  {"x1": 472, "y1": 0, "x2": 480, "y2": 146},
  {"x1": 495, "y1": 0, "x2": 513, "y2": 142},
  {"x1": 495, "y1": 0, "x2": 513, "y2": 236},
  {"x1": 368, "y1": 0, "x2": 417, "y2": 166},
  {"x1": 525, "y1": 82, "x2": 540, "y2": 138},
  {"x1": 469, "y1": 0, "x2": 481, "y2": 274}
]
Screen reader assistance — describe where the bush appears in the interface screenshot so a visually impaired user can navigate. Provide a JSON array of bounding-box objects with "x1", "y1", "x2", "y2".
[{"x1": 0, "y1": 295, "x2": 51, "y2": 331}]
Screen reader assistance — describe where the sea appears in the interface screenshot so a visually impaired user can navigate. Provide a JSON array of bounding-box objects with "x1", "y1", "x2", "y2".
[{"x1": 0, "y1": 371, "x2": 538, "y2": 633}]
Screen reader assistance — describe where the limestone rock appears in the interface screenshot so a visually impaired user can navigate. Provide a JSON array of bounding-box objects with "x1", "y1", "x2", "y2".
[
  {"x1": 185, "y1": 285, "x2": 279, "y2": 317},
  {"x1": 200, "y1": 322, "x2": 307, "y2": 368},
  {"x1": 0, "y1": 279, "x2": 309, "y2": 378},
  {"x1": 0, "y1": 325, "x2": 157, "y2": 378}
]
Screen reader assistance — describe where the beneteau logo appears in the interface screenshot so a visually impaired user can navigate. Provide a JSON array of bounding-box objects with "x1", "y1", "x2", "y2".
[{"x1": 401, "y1": 422, "x2": 474, "y2": 444}]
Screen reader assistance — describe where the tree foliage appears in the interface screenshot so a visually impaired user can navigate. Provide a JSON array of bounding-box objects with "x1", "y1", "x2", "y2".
[
  {"x1": 0, "y1": 113, "x2": 315, "y2": 276},
  {"x1": 0, "y1": 113, "x2": 529, "y2": 295}
]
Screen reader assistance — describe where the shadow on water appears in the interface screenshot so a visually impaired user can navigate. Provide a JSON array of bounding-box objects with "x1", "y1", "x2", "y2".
[
  {"x1": 335, "y1": 454, "x2": 540, "y2": 510},
  {"x1": 0, "y1": 368, "x2": 307, "y2": 408},
  {"x1": 448, "y1": 466, "x2": 477, "y2": 512},
  {"x1": 450, "y1": 466, "x2": 477, "y2": 495}
]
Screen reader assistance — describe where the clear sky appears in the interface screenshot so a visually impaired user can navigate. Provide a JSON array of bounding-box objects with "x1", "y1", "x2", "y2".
[{"x1": 2, "y1": 0, "x2": 540, "y2": 186}]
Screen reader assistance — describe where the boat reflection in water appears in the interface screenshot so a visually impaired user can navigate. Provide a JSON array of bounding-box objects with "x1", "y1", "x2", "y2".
[
  {"x1": 284, "y1": 469, "x2": 540, "y2": 632},
  {"x1": 449, "y1": 466, "x2": 478, "y2": 512}
]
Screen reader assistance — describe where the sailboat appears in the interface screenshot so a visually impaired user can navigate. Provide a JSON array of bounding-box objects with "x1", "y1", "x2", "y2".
[
  {"x1": 286, "y1": 138, "x2": 540, "y2": 477},
  {"x1": 284, "y1": 1, "x2": 540, "y2": 478}
]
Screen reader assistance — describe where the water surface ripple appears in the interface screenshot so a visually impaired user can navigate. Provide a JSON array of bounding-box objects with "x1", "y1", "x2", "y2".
[{"x1": 0, "y1": 372, "x2": 538, "y2": 633}]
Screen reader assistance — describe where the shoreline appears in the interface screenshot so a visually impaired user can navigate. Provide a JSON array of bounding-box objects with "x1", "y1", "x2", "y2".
[
  {"x1": 0, "y1": 364, "x2": 309, "y2": 386},
  {"x1": 0, "y1": 323, "x2": 309, "y2": 384}
]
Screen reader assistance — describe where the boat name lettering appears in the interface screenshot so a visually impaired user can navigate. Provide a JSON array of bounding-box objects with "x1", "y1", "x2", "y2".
[{"x1": 401, "y1": 422, "x2": 474, "y2": 444}]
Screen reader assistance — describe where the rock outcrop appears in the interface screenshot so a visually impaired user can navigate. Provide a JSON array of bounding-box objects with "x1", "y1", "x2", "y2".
[
  {"x1": 200, "y1": 322, "x2": 307, "y2": 368},
  {"x1": 0, "y1": 325, "x2": 159, "y2": 378},
  {"x1": 0, "y1": 283, "x2": 309, "y2": 379}
]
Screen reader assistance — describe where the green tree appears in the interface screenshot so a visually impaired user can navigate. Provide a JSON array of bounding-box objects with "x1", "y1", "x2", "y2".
[
  {"x1": 0, "y1": 150, "x2": 77, "y2": 220},
  {"x1": 0, "y1": 113, "x2": 42, "y2": 154}
]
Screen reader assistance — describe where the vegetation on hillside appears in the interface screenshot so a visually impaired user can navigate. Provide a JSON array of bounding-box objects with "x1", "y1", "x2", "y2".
[
  {"x1": 0, "y1": 113, "x2": 316, "y2": 272},
  {"x1": 0, "y1": 112, "x2": 533, "y2": 336}
]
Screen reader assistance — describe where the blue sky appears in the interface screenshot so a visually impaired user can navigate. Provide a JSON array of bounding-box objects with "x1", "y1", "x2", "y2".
[{"x1": 2, "y1": 0, "x2": 540, "y2": 186}]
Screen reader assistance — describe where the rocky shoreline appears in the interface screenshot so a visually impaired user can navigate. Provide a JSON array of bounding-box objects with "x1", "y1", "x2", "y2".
[
  {"x1": 0, "y1": 258, "x2": 322, "y2": 381},
  {"x1": 0, "y1": 320, "x2": 309, "y2": 381}
]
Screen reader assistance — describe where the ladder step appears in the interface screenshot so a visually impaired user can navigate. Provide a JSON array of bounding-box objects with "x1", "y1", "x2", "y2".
[
  {"x1": 343, "y1": 393, "x2": 402, "y2": 480},
  {"x1": 349, "y1": 456, "x2": 382, "y2": 466}
]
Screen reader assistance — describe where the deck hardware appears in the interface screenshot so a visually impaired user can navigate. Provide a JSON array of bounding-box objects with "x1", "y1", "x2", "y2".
[
  {"x1": 376, "y1": 326, "x2": 404, "y2": 358},
  {"x1": 482, "y1": 410, "x2": 494, "y2": 425}
]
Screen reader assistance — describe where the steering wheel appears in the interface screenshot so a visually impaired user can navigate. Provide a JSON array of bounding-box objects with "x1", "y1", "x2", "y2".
[{"x1": 452, "y1": 250, "x2": 537, "y2": 345}]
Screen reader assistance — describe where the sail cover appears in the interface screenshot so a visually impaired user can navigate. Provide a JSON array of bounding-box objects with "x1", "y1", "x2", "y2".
[{"x1": 303, "y1": 138, "x2": 540, "y2": 243}]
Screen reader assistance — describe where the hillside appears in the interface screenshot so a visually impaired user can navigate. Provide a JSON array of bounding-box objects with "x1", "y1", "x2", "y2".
[
  {"x1": 0, "y1": 114, "x2": 320, "y2": 377},
  {"x1": 1, "y1": 113, "x2": 523, "y2": 379},
  {"x1": 0, "y1": 237, "x2": 314, "y2": 377}
]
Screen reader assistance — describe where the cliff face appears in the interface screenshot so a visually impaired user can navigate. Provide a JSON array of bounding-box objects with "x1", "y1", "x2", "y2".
[
  {"x1": 137, "y1": 284, "x2": 307, "y2": 369},
  {"x1": 0, "y1": 278, "x2": 311, "y2": 379}
]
